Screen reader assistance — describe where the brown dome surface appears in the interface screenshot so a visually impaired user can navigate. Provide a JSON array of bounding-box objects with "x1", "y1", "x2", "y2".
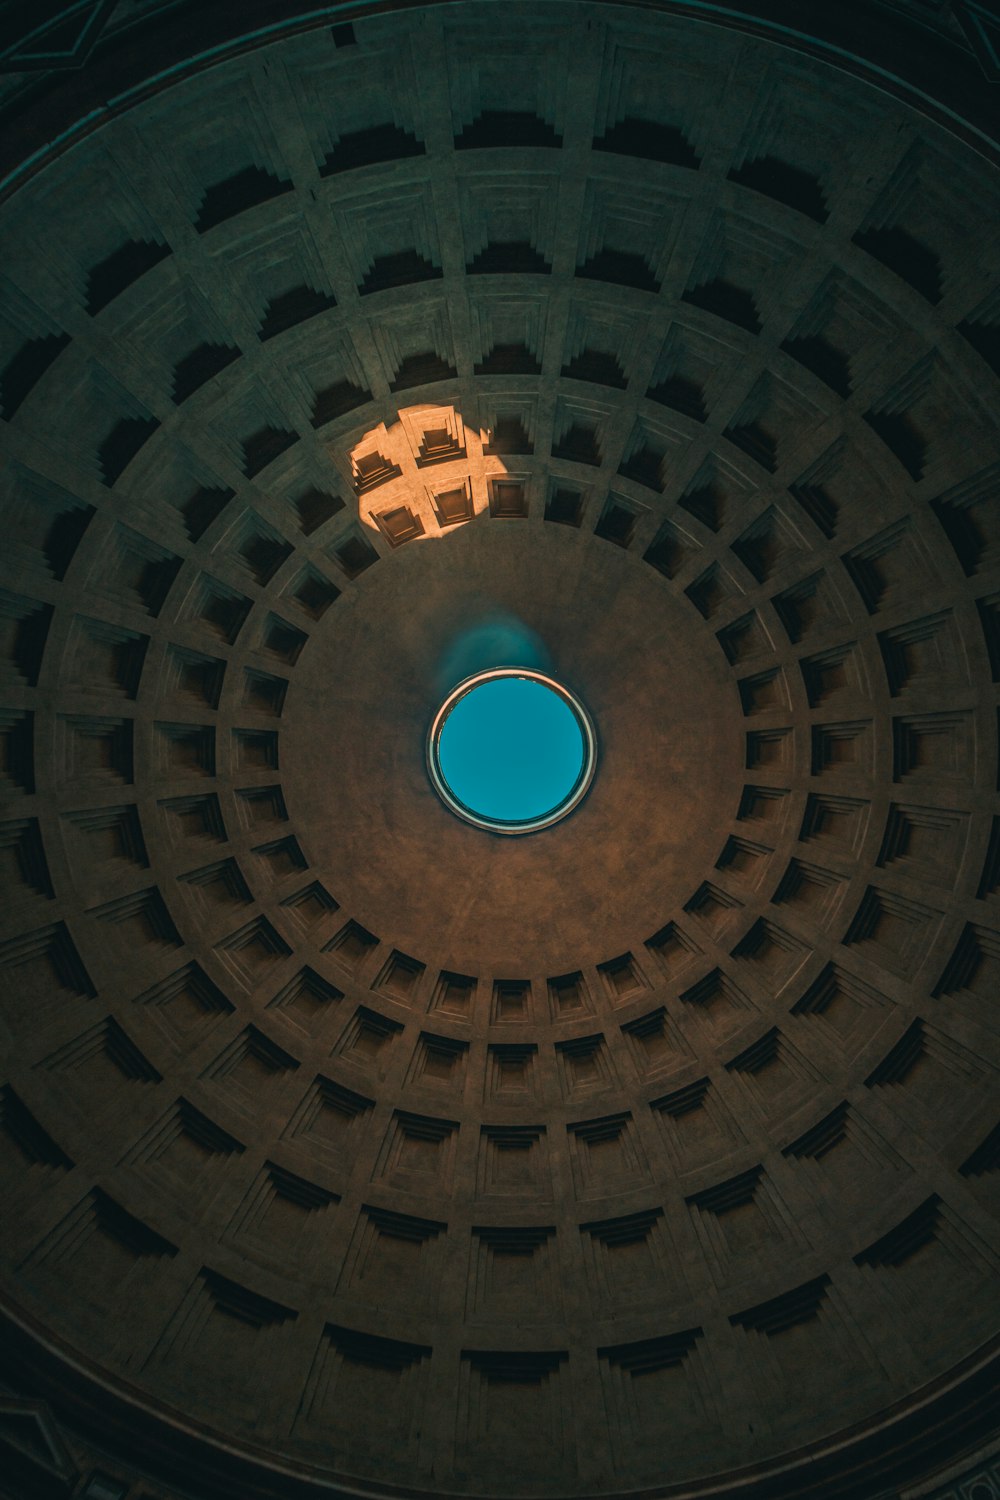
[
  {"x1": 287, "y1": 517, "x2": 741, "y2": 973},
  {"x1": 0, "y1": 4, "x2": 998, "y2": 1499}
]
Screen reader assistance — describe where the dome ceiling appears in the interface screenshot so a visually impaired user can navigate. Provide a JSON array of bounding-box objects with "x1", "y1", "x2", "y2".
[{"x1": 0, "y1": 4, "x2": 999, "y2": 1498}]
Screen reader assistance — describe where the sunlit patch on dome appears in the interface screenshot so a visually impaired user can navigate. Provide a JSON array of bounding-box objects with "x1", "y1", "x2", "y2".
[{"x1": 350, "y1": 404, "x2": 521, "y2": 545}]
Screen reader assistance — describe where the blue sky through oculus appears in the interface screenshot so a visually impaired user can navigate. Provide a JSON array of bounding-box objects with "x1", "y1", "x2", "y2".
[{"x1": 437, "y1": 676, "x2": 585, "y2": 822}]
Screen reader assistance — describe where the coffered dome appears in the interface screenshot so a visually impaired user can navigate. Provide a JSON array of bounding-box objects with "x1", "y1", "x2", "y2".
[{"x1": 0, "y1": 4, "x2": 998, "y2": 1498}]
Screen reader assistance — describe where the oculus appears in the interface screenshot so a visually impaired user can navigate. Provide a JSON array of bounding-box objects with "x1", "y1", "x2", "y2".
[{"x1": 427, "y1": 668, "x2": 597, "y2": 834}]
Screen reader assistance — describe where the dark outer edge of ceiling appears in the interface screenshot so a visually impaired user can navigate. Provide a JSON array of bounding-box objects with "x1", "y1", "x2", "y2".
[
  {"x1": 1, "y1": 1301, "x2": 999, "y2": 1500},
  {"x1": 0, "y1": 0, "x2": 999, "y2": 209}
]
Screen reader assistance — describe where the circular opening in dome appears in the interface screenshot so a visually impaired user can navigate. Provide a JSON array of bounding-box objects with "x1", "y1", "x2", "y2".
[{"x1": 428, "y1": 668, "x2": 597, "y2": 834}]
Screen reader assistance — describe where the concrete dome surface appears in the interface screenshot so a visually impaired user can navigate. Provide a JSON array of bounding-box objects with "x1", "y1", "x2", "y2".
[{"x1": 0, "y1": 3, "x2": 998, "y2": 1498}]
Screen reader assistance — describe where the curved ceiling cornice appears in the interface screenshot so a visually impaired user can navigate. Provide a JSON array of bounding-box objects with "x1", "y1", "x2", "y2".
[
  {"x1": 1, "y1": 0, "x2": 999, "y2": 203},
  {"x1": 0, "y1": 4, "x2": 999, "y2": 1499}
]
